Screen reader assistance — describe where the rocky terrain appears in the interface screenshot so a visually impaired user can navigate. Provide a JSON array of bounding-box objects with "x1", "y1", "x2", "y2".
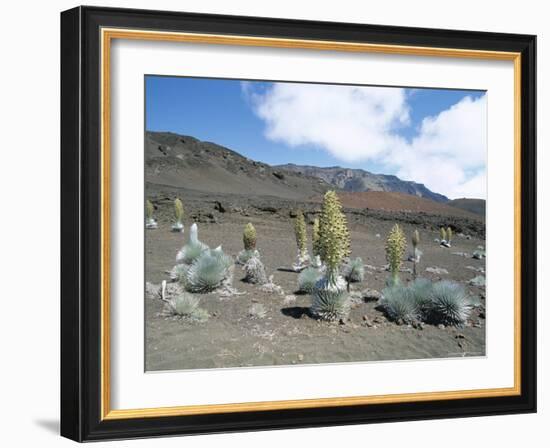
[
  {"x1": 144, "y1": 131, "x2": 486, "y2": 371},
  {"x1": 146, "y1": 131, "x2": 330, "y2": 200},
  {"x1": 448, "y1": 198, "x2": 486, "y2": 216},
  {"x1": 277, "y1": 163, "x2": 449, "y2": 202}
]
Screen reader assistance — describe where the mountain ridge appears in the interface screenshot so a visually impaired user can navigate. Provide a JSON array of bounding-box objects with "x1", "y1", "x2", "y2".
[
  {"x1": 276, "y1": 163, "x2": 449, "y2": 203},
  {"x1": 145, "y1": 131, "x2": 484, "y2": 208}
]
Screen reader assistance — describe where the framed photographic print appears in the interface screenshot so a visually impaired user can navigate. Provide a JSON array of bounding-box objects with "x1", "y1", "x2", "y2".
[{"x1": 60, "y1": 6, "x2": 537, "y2": 442}]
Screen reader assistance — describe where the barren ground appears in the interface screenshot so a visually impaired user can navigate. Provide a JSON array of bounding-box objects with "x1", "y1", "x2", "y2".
[{"x1": 145, "y1": 192, "x2": 486, "y2": 372}]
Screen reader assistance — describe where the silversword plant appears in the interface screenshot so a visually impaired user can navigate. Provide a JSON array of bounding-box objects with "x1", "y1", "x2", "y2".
[
  {"x1": 176, "y1": 223, "x2": 209, "y2": 265},
  {"x1": 297, "y1": 267, "x2": 322, "y2": 293},
  {"x1": 172, "y1": 198, "x2": 184, "y2": 232},
  {"x1": 162, "y1": 293, "x2": 209, "y2": 323},
  {"x1": 181, "y1": 247, "x2": 234, "y2": 293},
  {"x1": 237, "y1": 223, "x2": 260, "y2": 265},
  {"x1": 385, "y1": 224, "x2": 407, "y2": 286},
  {"x1": 293, "y1": 210, "x2": 309, "y2": 269},
  {"x1": 145, "y1": 199, "x2": 158, "y2": 229},
  {"x1": 311, "y1": 191, "x2": 351, "y2": 321}
]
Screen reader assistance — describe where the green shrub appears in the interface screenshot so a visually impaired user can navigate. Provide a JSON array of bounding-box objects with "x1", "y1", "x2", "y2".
[
  {"x1": 318, "y1": 191, "x2": 350, "y2": 282},
  {"x1": 408, "y1": 277, "x2": 433, "y2": 317},
  {"x1": 243, "y1": 255, "x2": 268, "y2": 285},
  {"x1": 380, "y1": 278, "x2": 472, "y2": 327},
  {"x1": 380, "y1": 285, "x2": 419, "y2": 324},
  {"x1": 311, "y1": 277, "x2": 349, "y2": 321},
  {"x1": 236, "y1": 249, "x2": 260, "y2": 265},
  {"x1": 169, "y1": 264, "x2": 189, "y2": 282},
  {"x1": 298, "y1": 267, "x2": 322, "y2": 293},
  {"x1": 440, "y1": 227, "x2": 447, "y2": 242},
  {"x1": 174, "y1": 198, "x2": 184, "y2": 223},
  {"x1": 294, "y1": 210, "x2": 308, "y2": 259},
  {"x1": 428, "y1": 280, "x2": 471, "y2": 326},
  {"x1": 176, "y1": 223, "x2": 209, "y2": 264},
  {"x1": 243, "y1": 222, "x2": 257, "y2": 251},
  {"x1": 342, "y1": 257, "x2": 364, "y2": 283},
  {"x1": 312, "y1": 192, "x2": 351, "y2": 320},
  {"x1": 162, "y1": 293, "x2": 209, "y2": 323},
  {"x1": 385, "y1": 224, "x2": 407, "y2": 286},
  {"x1": 181, "y1": 248, "x2": 233, "y2": 293}
]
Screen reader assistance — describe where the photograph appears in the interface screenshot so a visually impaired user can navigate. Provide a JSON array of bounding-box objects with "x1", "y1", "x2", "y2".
[
  {"x1": 56, "y1": 4, "x2": 537, "y2": 442},
  {"x1": 144, "y1": 76, "x2": 488, "y2": 372}
]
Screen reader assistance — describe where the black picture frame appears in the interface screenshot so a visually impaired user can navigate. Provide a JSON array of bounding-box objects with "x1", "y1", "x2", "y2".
[{"x1": 61, "y1": 5, "x2": 536, "y2": 442}]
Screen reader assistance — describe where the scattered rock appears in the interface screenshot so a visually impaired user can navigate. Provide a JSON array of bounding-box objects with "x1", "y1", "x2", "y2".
[
  {"x1": 426, "y1": 266, "x2": 449, "y2": 275},
  {"x1": 469, "y1": 275, "x2": 486, "y2": 287},
  {"x1": 362, "y1": 315, "x2": 374, "y2": 327},
  {"x1": 283, "y1": 294, "x2": 296, "y2": 304},
  {"x1": 145, "y1": 282, "x2": 159, "y2": 300},
  {"x1": 455, "y1": 333, "x2": 465, "y2": 339},
  {"x1": 452, "y1": 252, "x2": 470, "y2": 257},
  {"x1": 361, "y1": 288, "x2": 382, "y2": 302},
  {"x1": 348, "y1": 292, "x2": 364, "y2": 306},
  {"x1": 248, "y1": 303, "x2": 267, "y2": 319},
  {"x1": 375, "y1": 233, "x2": 381, "y2": 238},
  {"x1": 272, "y1": 171, "x2": 285, "y2": 180},
  {"x1": 297, "y1": 354, "x2": 304, "y2": 361},
  {"x1": 213, "y1": 201, "x2": 226, "y2": 213},
  {"x1": 256, "y1": 205, "x2": 278, "y2": 213},
  {"x1": 438, "y1": 324, "x2": 446, "y2": 330},
  {"x1": 472, "y1": 250, "x2": 485, "y2": 260}
]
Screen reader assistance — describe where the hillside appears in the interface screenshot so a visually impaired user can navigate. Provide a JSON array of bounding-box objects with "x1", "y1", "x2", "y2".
[
  {"x1": 312, "y1": 191, "x2": 481, "y2": 220},
  {"x1": 147, "y1": 132, "x2": 479, "y2": 219},
  {"x1": 448, "y1": 198, "x2": 486, "y2": 216},
  {"x1": 277, "y1": 163, "x2": 448, "y2": 203},
  {"x1": 146, "y1": 132, "x2": 331, "y2": 199}
]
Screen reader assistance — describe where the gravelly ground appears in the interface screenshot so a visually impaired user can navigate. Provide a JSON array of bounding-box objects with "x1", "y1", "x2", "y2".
[{"x1": 145, "y1": 194, "x2": 486, "y2": 372}]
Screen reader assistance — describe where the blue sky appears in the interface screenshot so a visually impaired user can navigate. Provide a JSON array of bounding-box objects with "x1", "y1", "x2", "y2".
[{"x1": 145, "y1": 76, "x2": 487, "y2": 199}]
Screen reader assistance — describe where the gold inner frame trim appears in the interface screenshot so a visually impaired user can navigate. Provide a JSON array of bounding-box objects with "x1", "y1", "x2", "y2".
[{"x1": 100, "y1": 27, "x2": 522, "y2": 421}]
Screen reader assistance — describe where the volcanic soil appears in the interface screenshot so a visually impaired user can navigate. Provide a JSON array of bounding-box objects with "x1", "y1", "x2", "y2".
[{"x1": 145, "y1": 192, "x2": 486, "y2": 371}]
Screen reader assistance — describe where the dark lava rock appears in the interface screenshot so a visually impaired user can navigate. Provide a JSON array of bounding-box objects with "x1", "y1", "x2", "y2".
[
  {"x1": 256, "y1": 205, "x2": 278, "y2": 213},
  {"x1": 362, "y1": 288, "x2": 382, "y2": 302},
  {"x1": 213, "y1": 201, "x2": 226, "y2": 213}
]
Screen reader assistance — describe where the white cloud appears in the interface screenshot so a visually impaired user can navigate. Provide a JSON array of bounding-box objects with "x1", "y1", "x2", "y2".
[
  {"x1": 243, "y1": 82, "x2": 410, "y2": 163},
  {"x1": 243, "y1": 82, "x2": 487, "y2": 199},
  {"x1": 390, "y1": 96, "x2": 487, "y2": 199}
]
